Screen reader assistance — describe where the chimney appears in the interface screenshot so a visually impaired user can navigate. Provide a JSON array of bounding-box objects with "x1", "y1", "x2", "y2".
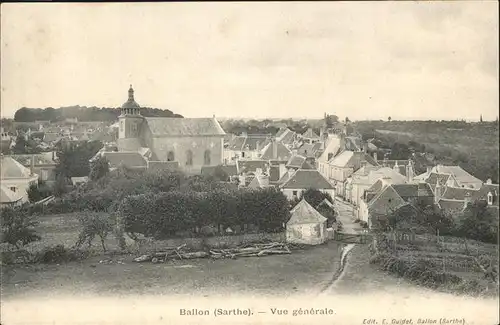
[
  {"x1": 363, "y1": 142, "x2": 368, "y2": 153},
  {"x1": 30, "y1": 154, "x2": 35, "y2": 176},
  {"x1": 426, "y1": 166, "x2": 433, "y2": 174},
  {"x1": 393, "y1": 161, "x2": 399, "y2": 171},
  {"x1": 373, "y1": 152, "x2": 378, "y2": 162},
  {"x1": 406, "y1": 161, "x2": 414, "y2": 183},
  {"x1": 272, "y1": 138, "x2": 278, "y2": 159},
  {"x1": 279, "y1": 163, "x2": 287, "y2": 180},
  {"x1": 52, "y1": 151, "x2": 55, "y2": 161},
  {"x1": 486, "y1": 178, "x2": 492, "y2": 185},
  {"x1": 434, "y1": 181, "x2": 443, "y2": 204}
]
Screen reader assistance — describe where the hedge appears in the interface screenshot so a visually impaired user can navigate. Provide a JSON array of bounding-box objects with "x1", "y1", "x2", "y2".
[{"x1": 118, "y1": 188, "x2": 291, "y2": 239}]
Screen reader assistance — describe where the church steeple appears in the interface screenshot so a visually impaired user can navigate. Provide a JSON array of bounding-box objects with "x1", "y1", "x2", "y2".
[
  {"x1": 128, "y1": 84, "x2": 134, "y2": 102},
  {"x1": 121, "y1": 84, "x2": 141, "y2": 116}
]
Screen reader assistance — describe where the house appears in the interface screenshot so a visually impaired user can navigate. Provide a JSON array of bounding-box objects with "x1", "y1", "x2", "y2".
[
  {"x1": 1, "y1": 184, "x2": 24, "y2": 207},
  {"x1": 317, "y1": 134, "x2": 345, "y2": 178},
  {"x1": 379, "y1": 159, "x2": 416, "y2": 180},
  {"x1": 260, "y1": 139, "x2": 292, "y2": 161},
  {"x1": 0, "y1": 155, "x2": 39, "y2": 204},
  {"x1": 327, "y1": 150, "x2": 379, "y2": 198},
  {"x1": 247, "y1": 169, "x2": 271, "y2": 189},
  {"x1": 276, "y1": 127, "x2": 296, "y2": 146},
  {"x1": 416, "y1": 165, "x2": 483, "y2": 189},
  {"x1": 346, "y1": 166, "x2": 407, "y2": 209},
  {"x1": 224, "y1": 134, "x2": 271, "y2": 162},
  {"x1": 286, "y1": 199, "x2": 328, "y2": 245},
  {"x1": 286, "y1": 154, "x2": 315, "y2": 171},
  {"x1": 11, "y1": 152, "x2": 58, "y2": 184},
  {"x1": 280, "y1": 169, "x2": 335, "y2": 200},
  {"x1": 435, "y1": 179, "x2": 499, "y2": 217},
  {"x1": 117, "y1": 85, "x2": 226, "y2": 174},
  {"x1": 301, "y1": 128, "x2": 320, "y2": 144},
  {"x1": 360, "y1": 179, "x2": 434, "y2": 226}
]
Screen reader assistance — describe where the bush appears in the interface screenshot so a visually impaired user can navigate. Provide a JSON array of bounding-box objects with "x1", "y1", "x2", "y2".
[
  {"x1": 0, "y1": 206, "x2": 41, "y2": 249},
  {"x1": 35, "y1": 245, "x2": 90, "y2": 264}
]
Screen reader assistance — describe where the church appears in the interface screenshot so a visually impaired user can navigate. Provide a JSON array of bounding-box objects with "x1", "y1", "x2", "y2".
[{"x1": 115, "y1": 85, "x2": 226, "y2": 174}]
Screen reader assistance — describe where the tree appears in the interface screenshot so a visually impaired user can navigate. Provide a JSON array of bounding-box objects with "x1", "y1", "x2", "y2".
[
  {"x1": 299, "y1": 188, "x2": 334, "y2": 208},
  {"x1": 27, "y1": 180, "x2": 53, "y2": 203},
  {"x1": 55, "y1": 140, "x2": 103, "y2": 179},
  {"x1": 457, "y1": 201, "x2": 498, "y2": 244},
  {"x1": 0, "y1": 206, "x2": 41, "y2": 249},
  {"x1": 89, "y1": 156, "x2": 110, "y2": 181},
  {"x1": 480, "y1": 114, "x2": 483, "y2": 123},
  {"x1": 345, "y1": 117, "x2": 351, "y2": 123},
  {"x1": 74, "y1": 212, "x2": 113, "y2": 251},
  {"x1": 388, "y1": 116, "x2": 392, "y2": 122}
]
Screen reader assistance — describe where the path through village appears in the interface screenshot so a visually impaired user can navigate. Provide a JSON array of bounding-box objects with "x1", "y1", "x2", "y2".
[{"x1": 319, "y1": 198, "x2": 365, "y2": 296}]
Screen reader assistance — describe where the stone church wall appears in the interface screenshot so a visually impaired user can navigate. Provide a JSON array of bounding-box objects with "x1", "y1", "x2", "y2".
[{"x1": 149, "y1": 136, "x2": 224, "y2": 174}]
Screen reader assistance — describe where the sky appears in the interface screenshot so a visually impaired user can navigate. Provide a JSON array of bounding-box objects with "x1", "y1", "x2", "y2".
[{"x1": 1, "y1": 2, "x2": 498, "y2": 121}]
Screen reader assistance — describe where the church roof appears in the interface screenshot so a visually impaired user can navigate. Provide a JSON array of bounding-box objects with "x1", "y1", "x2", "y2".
[
  {"x1": 122, "y1": 85, "x2": 141, "y2": 109},
  {"x1": 145, "y1": 117, "x2": 226, "y2": 136}
]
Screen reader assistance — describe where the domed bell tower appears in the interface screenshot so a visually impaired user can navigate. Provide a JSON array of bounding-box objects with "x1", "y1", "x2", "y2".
[{"x1": 117, "y1": 85, "x2": 144, "y2": 151}]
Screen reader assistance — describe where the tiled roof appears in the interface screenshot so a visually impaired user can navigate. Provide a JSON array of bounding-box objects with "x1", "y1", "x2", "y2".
[
  {"x1": 11, "y1": 153, "x2": 57, "y2": 166},
  {"x1": 227, "y1": 136, "x2": 270, "y2": 151},
  {"x1": 0, "y1": 184, "x2": 23, "y2": 203},
  {"x1": 277, "y1": 170, "x2": 294, "y2": 185},
  {"x1": 368, "y1": 186, "x2": 407, "y2": 216},
  {"x1": 281, "y1": 169, "x2": 334, "y2": 190},
  {"x1": 329, "y1": 150, "x2": 378, "y2": 168},
  {"x1": 442, "y1": 186, "x2": 479, "y2": 200},
  {"x1": 236, "y1": 160, "x2": 268, "y2": 174},
  {"x1": 367, "y1": 167, "x2": 407, "y2": 184},
  {"x1": 425, "y1": 172, "x2": 451, "y2": 192},
  {"x1": 302, "y1": 128, "x2": 320, "y2": 139},
  {"x1": 391, "y1": 183, "x2": 433, "y2": 201},
  {"x1": 280, "y1": 129, "x2": 296, "y2": 145},
  {"x1": 276, "y1": 127, "x2": 290, "y2": 139},
  {"x1": 344, "y1": 136, "x2": 362, "y2": 151},
  {"x1": 438, "y1": 199, "x2": 466, "y2": 214},
  {"x1": 260, "y1": 141, "x2": 292, "y2": 160},
  {"x1": 472, "y1": 183, "x2": 499, "y2": 207},
  {"x1": 431, "y1": 165, "x2": 482, "y2": 188},
  {"x1": 145, "y1": 117, "x2": 226, "y2": 136},
  {"x1": 1, "y1": 156, "x2": 33, "y2": 179},
  {"x1": 101, "y1": 151, "x2": 148, "y2": 168},
  {"x1": 288, "y1": 199, "x2": 327, "y2": 225},
  {"x1": 286, "y1": 155, "x2": 306, "y2": 169},
  {"x1": 297, "y1": 143, "x2": 314, "y2": 157}
]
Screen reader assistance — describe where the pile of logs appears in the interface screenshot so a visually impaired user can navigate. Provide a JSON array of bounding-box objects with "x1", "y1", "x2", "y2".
[{"x1": 133, "y1": 242, "x2": 291, "y2": 263}]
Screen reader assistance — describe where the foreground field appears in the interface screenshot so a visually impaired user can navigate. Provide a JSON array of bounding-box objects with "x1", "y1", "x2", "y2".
[{"x1": 2, "y1": 212, "x2": 344, "y2": 299}]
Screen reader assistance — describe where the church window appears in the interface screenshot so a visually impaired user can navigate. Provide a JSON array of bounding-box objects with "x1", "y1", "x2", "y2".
[
  {"x1": 204, "y1": 150, "x2": 211, "y2": 165},
  {"x1": 167, "y1": 151, "x2": 175, "y2": 162},
  {"x1": 186, "y1": 150, "x2": 193, "y2": 166},
  {"x1": 487, "y1": 192, "x2": 493, "y2": 205}
]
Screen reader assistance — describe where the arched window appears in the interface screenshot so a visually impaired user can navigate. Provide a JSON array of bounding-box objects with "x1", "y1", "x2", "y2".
[
  {"x1": 167, "y1": 151, "x2": 175, "y2": 162},
  {"x1": 204, "y1": 150, "x2": 211, "y2": 165},
  {"x1": 186, "y1": 150, "x2": 193, "y2": 166}
]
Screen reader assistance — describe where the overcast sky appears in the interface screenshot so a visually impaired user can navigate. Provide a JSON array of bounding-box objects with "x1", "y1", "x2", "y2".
[{"x1": 1, "y1": 2, "x2": 498, "y2": 121}]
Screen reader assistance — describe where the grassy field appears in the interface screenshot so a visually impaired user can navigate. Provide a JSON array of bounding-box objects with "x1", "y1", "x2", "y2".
[{"x1": 2, "y1": 213, "x2": 344, "y2": 299}]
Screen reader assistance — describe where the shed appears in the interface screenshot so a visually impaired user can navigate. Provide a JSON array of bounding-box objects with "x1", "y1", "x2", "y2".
[{"x1": 286, "y1": 199, "x2": 328, "y2": 245}]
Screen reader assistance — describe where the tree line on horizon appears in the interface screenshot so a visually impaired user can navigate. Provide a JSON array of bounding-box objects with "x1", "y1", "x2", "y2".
[{"x1": 12, "y1": 106, "x2": 183, "y2": 123}]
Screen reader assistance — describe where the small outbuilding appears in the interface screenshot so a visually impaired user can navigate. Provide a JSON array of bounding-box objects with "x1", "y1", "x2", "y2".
[{"x1": 286, "y1": 199, "x2": 328, "y2": 245}]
